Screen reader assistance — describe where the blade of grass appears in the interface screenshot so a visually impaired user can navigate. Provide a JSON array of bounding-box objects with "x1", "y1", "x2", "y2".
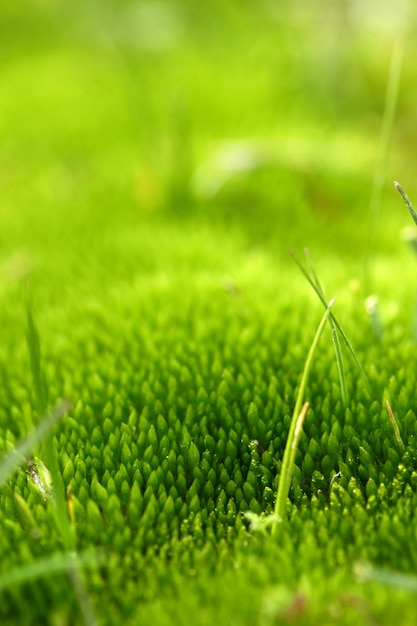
[
  {"x1": 396, "y1": 188, "x2": 417, "y2": 341},
  {"x1": 272, "y1": 299, "x2": 334, "y2": 530},
  {"x1": 0, "y1": 550, "x2": 105, "y2": 590},
  {"x1": 385, "y1": 400, "x2": 405, "y2": 455},
  {"x1": 366, "y1": 41, "x2": 403, "y2": 292},
  {"x1": 25, "y1": 295, "x2": 97, "y2": 625},
  {"x1": 0, "y1": 400, "x2": 71, "y2": 489},
  {"x1": 394, "y1": 181, "x2": 417, "y2": 227},
  {"x1": 286, "y1": 401, "x2": 309, "y2": 490},
  {"x1": 305, "y1": 248, "x2": 348, "y2": 407},
  {"x1": 26, "y1": 302, "x2": 48, "y2": 413},
  {"x1": 26, "y1": 297, "x2": 74, "y2": 552},
  {"x1": 68, "y1": 565, "x2": 99, "y2": 626},
  {"x1": 290, "y1": 250, "x2": 371, "y2": 395}
]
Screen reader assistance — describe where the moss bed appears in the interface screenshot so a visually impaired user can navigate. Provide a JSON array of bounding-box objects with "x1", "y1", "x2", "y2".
[{"x1": 2, "y1": 2, "x2": 417, "y2": 624}]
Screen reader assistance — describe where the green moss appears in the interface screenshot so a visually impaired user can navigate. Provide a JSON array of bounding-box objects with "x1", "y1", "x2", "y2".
[{"x1": 2, "y1": 2, "x2": 417, "y2": 625}]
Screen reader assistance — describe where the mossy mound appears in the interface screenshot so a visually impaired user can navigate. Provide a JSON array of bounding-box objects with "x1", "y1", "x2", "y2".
[
  {"x1": 2, "y1": 1, "x2": 417, "y2": 624},
  {"x1": 2, "y1": 267, "x2": 417, "y2": 624}
]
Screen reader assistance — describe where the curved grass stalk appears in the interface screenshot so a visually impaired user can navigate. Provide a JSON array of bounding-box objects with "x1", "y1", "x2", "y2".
[
  {"x1": 272, "y1": 299, "x2": 334, "y2": 530},
  {"x1": 305, "y1": 248, "x2": 348, "y2": 407},
  {"x1": 366, "y1": 41, "x2": 403, "y2": 292},
  {"x1": 287, "y1": 401, "x2": 309, "y2": 487},
  {"x1": 26, "y1": 299, "x2": 75, "y2": 552},
  {"x1": 290, "y1": 249, "x2": 371, "y2": 396},
  {"x1": 25, "y1": 294, "x2": 98, "y2": 626}
]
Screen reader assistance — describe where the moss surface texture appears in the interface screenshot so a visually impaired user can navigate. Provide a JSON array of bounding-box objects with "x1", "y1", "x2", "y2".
[{"x1": 2, "y1": 2, "x2": 417, "y2": 625}]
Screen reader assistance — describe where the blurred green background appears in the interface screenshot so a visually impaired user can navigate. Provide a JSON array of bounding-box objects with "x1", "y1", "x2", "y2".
[{"x1": 1, "y1": 0, "x2": 417, "y2": 351}]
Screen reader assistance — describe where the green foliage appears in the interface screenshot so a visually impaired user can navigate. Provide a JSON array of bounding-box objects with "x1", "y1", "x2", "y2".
[
  {"x1": 0, "y1": 402, "x2": 69, "y2": 489},
  {"x1": 26, "y1": 297, "x2": 74, "y2": 551},
  {"x1": 1, "y1": 2, "x2": 417, "y2": 625},
  {"x1": 273, "y1": 299, "x2": 334, "y2": 526}
]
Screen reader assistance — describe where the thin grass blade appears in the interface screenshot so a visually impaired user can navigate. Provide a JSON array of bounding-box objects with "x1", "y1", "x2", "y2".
[
  {"x1": 0, "y1": 550, "x2": 105, "y2": 590},
  {"x1": 385, "y1": 400, "x2": 405, "y2": 455},
  {"x1": 305, "y1": 248, "x2": 348, "y2": 406},
  {"x1": 366, "y1": 42, "x2": 403, "y2": 291},
  {"x1": 26, "y1": 299, "x2": 75, "y2": 551},
  {"x1": 0, "y1": 400, "x2": 71, "y2": 489},
  {"x1": 26, "y1": 300, "x2": 48, "y2": 414},
  {"x1": 290, "y1": 250, "x2": 371, "y2": 395},
  {"x1": 286, "y1": 401, "x2": 309, "y2": 497},
  {"x1": 394, "y1": 181, "x2": 417, "y2": 227},
  {"x1": 273, "y1": 299, "x2": 334, "y2": 529}
]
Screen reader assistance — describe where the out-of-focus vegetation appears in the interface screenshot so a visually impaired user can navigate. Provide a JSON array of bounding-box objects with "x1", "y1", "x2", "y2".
[
  {"x1": 1, "y1": 1, "x2": 416, "y2": 252},
  {"x1": 2, "y1": 1, "x2": 417, "y2": 625}
]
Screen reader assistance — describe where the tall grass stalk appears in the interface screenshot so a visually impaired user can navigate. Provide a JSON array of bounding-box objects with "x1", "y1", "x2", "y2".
[
  {"x1": 26, "y1": 301, "x2": 74, "y2": 551},
  {"x1": 366, "y1": 41, "x2": 403, "y2": 293},
  {"x1": 305, "y1": 248, "x2": 348, "y2": 407},
  {"x1": 25, "y1": 296, "x2": 98, "y2": 626},
  {"x1": 395, "y1": 182, "x2": 417, "y2": 340},
  {"x1": 272, "y1": 299, "x2": 334, "y2": 530},
  {"x1": 290, "y1": 249, "x2": 371, "y2": 395},
  {"x1": 286, "y1": 401, "x2": 309, "y2": 485}
]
